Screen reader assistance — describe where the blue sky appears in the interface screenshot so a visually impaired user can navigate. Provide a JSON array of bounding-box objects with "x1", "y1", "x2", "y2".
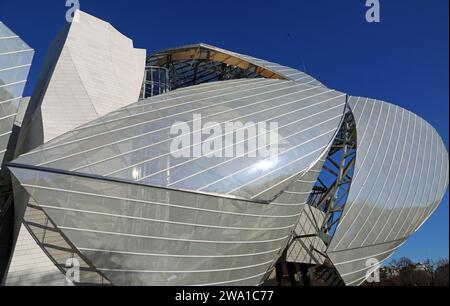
[{"x1": 0, "y1": 0, "x2": 448, "y2": 263}]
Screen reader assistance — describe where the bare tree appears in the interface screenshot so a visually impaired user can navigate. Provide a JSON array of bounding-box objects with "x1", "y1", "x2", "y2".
[{"x1": 434, "y1": 259, "x2": 449, "y2": 286}]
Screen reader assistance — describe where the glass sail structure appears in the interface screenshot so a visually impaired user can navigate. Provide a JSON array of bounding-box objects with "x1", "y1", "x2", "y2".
[{"x1": 0, "y1": 10, "x2": 448, "y2": 286}]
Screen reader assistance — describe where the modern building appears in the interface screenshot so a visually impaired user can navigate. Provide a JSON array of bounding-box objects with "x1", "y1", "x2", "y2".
[
  {"x1": 0, "y1": 10, "x2": 448, "y2": 286},
  {"x1": 4, "y1": 11, "x2": 145, "y2": 286},
  {"x1": 0, "y1": 20, "x2": 34, "y2": 282}
]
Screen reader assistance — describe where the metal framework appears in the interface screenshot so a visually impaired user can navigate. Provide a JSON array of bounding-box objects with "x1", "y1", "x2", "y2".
[
  {"x1": 308, "y1": 109, "x2": 357, "y2": 242},
  {"x1": 147, "y1": 59, "x2": 262, "y2": 91},
  {"x1": 147, "y1": 47, "x2": 271, "y2": 91},
  {"x1": 22, "y1": 201, "x2": 110, "y2": 286},
  {"x1": 275, "y1": 109, "x2": 357, "y2": 286},
  {"x1": 140, "y1": 66, "x2": 170, "y2": 99}
]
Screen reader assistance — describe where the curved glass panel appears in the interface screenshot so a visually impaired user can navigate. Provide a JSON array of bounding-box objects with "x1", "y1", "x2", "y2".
[
  {"x1": 327, "y1": 97, "x2": 449, "y2": 286},
  {"x1": 8, "y1": 165, "x2": 306, "y2": 285},
  {"x1": 14, "y1": 79, "x2": 346, "y2": 201},
  {"x1": 0, "y1": 22, "x2": 33, "y2": 166}
]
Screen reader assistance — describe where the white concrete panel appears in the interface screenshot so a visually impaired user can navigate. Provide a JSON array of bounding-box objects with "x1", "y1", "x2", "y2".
[{"x1": 36, "y1": 10, "x2": 146, "y2": 142}]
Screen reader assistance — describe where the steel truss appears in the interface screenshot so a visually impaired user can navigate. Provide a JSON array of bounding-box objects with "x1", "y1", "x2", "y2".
[
  {"x1": 273, "y1": 108, "x2": 357, "y2": 286},
  {"x1": 147, "y1": 52, "x2": 264, "y2": 91},
  {"x1": 308, "y1": 109, "x2": 357, "y2": 242}
]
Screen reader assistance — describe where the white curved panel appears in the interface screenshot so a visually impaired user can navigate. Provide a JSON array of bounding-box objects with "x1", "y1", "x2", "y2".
[
  {"x1": 9, "y1": 165, "x2": 310, "y2": 285},
  {"x1": 14, "y1": 79, "x2": 346, "y2": 202},
  {"x1": 327, "y1": 97, "x2": 449, "y2": 285}
]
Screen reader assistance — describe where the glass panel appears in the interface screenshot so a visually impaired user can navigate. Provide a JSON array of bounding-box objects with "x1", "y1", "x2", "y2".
[
  {"x1": 0, "y1": 65, "x2": 30, "y2": 85},
  {"x1": 0, "y1": 50, "x2": 34, "y2": 70},
  {"x1": 0, "y1": 37, "x2": 30, "y2": 54},
  {"x1": 0, "y1": 23, "x2": 16, "y2": 38},
  {"x1": 0, "y1": 81, "x2": 26, "y2": 101}
]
